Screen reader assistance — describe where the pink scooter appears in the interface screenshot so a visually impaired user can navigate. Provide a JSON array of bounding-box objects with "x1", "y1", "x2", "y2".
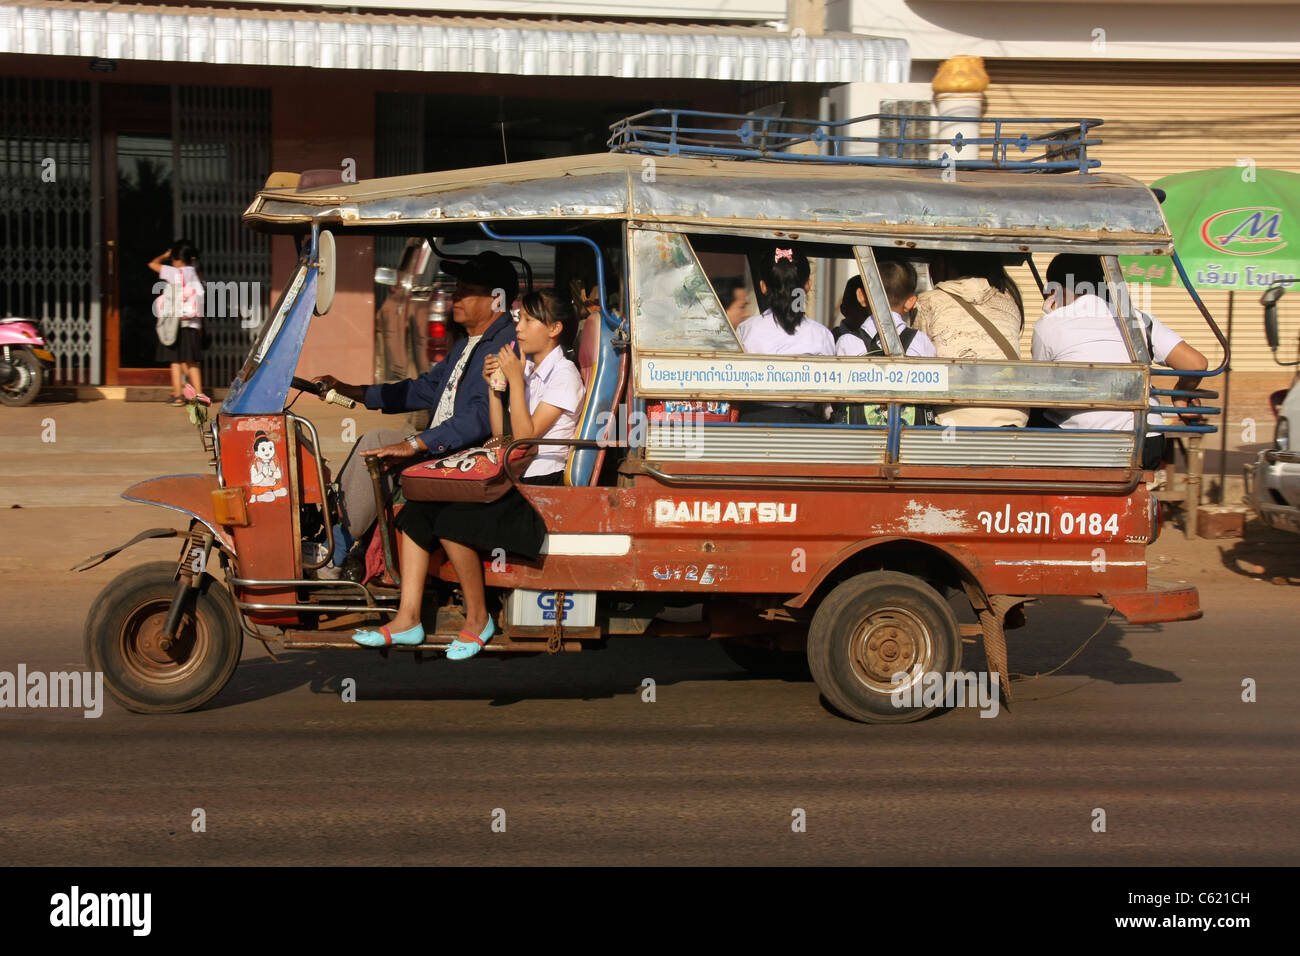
[{"x1": 0, "y1": 317, "x2": 55, "y2": 406}]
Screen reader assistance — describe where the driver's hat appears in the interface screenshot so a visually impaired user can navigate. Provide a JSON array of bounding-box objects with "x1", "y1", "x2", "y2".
[{"x1": 440, "y1": 251, "x2": 519, "y2": 307}]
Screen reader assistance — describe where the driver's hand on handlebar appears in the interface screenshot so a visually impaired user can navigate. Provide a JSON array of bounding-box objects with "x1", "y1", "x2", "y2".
[
  {"x1": 313, "y1": 374, "x2": 342, "y2": 396},
  {"x1": 312, "y1": 375, "x2": 364, "y2": 404}
]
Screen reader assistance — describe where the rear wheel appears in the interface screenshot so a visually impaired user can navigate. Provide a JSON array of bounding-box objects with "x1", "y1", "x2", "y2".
[
  {"x1": 807, "y1": 571, "x2": 960, "y2": 724},
  {"x1": 0, "y1": 349, "x2": 42, "y2": 406},
  {"x1": 84, "y1": 561, "x2": 242, "y2": 714}
]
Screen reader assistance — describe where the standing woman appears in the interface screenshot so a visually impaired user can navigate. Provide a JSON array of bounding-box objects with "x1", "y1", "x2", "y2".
[
  {"x1": 352, "y1": 290, "x2": 585, "y2": 657},
  {"x1": 735, "y1": 244, "x2": 834, "y2": 422},
  {"x1": 149, "y1": 239, "x2": 207, "y2": 406}
]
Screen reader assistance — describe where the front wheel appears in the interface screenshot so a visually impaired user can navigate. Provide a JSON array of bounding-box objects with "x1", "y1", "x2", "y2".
[
  {"x1": 0, "y1": 348, "x2": 43, "y2": 406},
  {"x1": 84, "y1": 561, "x2": 243, "y2": 714},
  {"x1": 807, "y1": 571, "x2": 961, "y2": 724}
]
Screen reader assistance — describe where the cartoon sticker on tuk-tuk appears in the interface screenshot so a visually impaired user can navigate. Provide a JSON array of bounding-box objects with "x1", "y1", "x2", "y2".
[{"x1": 248, "y1": 431, "x2": 288, "y2": 503}]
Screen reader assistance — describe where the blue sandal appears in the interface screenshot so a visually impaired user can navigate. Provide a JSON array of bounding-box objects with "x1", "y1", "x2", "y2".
[
  {"x1": 446, "y1": 618, "x2": 495, "y2": 661},
  {"x1": 352, "y1": 623, "x2": 424, "y2": 647}
]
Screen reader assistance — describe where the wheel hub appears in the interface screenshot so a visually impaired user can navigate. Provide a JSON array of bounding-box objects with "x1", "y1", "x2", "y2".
[
  {"x1": 119, "y1": 600, "x2": 205, "y2": 683},
  {"x1": 0, "y1": 363, "x2": 31, "y2": 394},
  {"x1": 850, "y1": 608, "x2": 931, "y2": 690}
]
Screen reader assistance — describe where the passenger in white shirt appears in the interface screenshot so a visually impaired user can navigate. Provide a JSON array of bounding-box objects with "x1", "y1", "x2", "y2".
[
  {"x1": 737, "y1": 244, "x2": 835, "y2": 423},
  {"x1": 832, "y1": 265, "x2": 936, "y2": 426},
  {"x1": 1032, "y1": 254, "x2": 1207, "y2": 468},
  {"x1": 833, "y1": 270, "x2": 937, "y2": 358},
  {"x1": 369, "y1": 291, "x2": 585, "y2": 657}
]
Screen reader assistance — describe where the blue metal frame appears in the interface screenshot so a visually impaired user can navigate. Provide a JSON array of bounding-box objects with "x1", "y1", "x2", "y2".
[
  {"x1": 609, "y1": 109, "x2": 1103, "y2": 174},
  {"x1": 222, "y1": 227, "x2": 322, "y2": 415},
  {"x1": 477, "y1": 223, "x2": 623, "y2": 335}
]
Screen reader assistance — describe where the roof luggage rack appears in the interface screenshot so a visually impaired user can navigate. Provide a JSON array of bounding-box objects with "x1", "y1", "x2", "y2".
[{"x1": 608, "y1": 109, "x2": 1103, "y2": 174}]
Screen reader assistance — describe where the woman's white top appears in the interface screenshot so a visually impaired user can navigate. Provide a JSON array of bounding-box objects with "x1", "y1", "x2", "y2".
[
  {"x1": 522, "y1": 348, "x2": 586, "y2": 478},
  {"x1": 159, "y1": 264, "x2": 204, "y2": 329},
  {"x1": 737, "y1": 308, "x2": 836, "y2": 356}
]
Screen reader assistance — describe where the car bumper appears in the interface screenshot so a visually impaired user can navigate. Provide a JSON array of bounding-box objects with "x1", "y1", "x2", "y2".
[{"x1": 1244, "y1": 451, "x2": 1300, "y2": 535}]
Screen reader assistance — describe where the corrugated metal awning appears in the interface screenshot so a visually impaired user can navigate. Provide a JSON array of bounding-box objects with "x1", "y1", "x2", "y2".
[
  {"x1": 241, "y1": 152, "x2": 1171, "y2": 254},
  {"x1": 0, "y1": 1, "x2": 909, "y2": 83}
]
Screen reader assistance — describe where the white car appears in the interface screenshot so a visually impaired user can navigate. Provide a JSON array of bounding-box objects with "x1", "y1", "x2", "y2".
[{"x1": 1246, "y1": 382, "x2": 1300, "y2": 534}]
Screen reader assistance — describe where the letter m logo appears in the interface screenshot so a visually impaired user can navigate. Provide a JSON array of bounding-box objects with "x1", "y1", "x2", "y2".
[{"x1": 1220, "y1": 211, "x2": 1281, "y2": 245}]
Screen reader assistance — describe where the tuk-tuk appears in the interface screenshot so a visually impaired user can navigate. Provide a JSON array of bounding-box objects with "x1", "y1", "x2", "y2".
[{"x1": 79, "y1": 111, "x2": 1226, "y2": 722}]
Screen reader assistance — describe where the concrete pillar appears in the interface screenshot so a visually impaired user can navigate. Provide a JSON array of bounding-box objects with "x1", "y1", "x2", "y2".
[{"x1": 931, "y1": 55, "x2": 989, "y2": 164}]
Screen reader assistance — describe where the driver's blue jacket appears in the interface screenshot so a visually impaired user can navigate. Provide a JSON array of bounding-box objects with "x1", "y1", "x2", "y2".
[{"x1": 361, "y1": 312, "x2": 515, "y2": 455}]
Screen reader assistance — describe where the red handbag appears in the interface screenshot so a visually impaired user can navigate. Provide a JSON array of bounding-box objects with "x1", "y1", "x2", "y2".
[{"x1": 399, "y1": 437, "x2": 535, "y2": 503}]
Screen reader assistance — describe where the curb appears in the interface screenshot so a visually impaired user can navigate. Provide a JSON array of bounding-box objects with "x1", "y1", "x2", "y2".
[{"x1": 47, "y1": 386, "x2": 230, "y2": 402}]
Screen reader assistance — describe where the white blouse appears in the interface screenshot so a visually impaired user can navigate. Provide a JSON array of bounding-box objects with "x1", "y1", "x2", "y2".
[
  {"x1": 737, "y1": 308, "x2": 836, "y2": 356},
  {"x1": 522, "y1": 347, "x2": 585, "y2": 478}
]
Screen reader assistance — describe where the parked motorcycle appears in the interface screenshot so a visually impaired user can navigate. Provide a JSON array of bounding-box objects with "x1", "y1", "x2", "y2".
[{"x1": 0, "y1": 317, "x2": 55, "y2": 406}]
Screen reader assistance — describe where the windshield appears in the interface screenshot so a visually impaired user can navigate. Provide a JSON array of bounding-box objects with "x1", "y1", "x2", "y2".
[{"x1": 238, "y1": 257, "x2": 308, "y2": 384}]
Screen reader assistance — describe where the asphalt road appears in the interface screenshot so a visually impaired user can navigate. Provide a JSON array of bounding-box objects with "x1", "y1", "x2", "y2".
[{"x1": 1, "y1": 399, "x2": 1297, "y2": 865}]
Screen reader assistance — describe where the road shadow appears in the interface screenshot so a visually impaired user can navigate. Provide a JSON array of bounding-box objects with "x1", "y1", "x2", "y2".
[
  {"x1": 208, "y1": 593, "x2": 1181, "y2": 713},
  {"x1": 1218, "y1": 518, "x2": 1300, "y2": 584},
  {"x1": 206, "y1": 634, "x2": 766, "y2": 710},
  {"x1": 963, "y1": 595, "x2": 1181, "y2": 686}
]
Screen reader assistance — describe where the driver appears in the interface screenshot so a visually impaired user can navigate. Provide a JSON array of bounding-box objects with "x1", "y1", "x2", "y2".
[{"x1": 314, "y1": 251, "x2": 519, "y2": 572}]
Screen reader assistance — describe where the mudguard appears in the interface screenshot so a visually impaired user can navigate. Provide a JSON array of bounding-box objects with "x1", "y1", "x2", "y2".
[{"x1": 120, "y1": 475, "x2": 236, "y2": 554}]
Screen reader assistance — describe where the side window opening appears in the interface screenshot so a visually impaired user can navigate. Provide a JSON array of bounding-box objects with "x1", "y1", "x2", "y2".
[
  {"x1": 698, "y1": 252, "x2": 757, "y2": 332},
  {"x1": 629, "y1": 230, "x2": 741, "y2": 352}
]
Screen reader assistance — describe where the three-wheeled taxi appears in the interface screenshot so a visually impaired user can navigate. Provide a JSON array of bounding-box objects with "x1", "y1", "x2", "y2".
[{"x1": 80, "y1": 111, "x2": 1226, "y2": 722}]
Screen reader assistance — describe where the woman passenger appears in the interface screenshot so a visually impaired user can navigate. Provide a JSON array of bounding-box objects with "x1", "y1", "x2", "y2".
[
  {"x1": 736, "y1": 245, "x2": 835, "y2": 423},
  {"x1": 912, "y1": 251, "x2": 1027, "y2": 427},
  {"x1": 352, "y1": 290, "x2": 584, "y2": 658}
]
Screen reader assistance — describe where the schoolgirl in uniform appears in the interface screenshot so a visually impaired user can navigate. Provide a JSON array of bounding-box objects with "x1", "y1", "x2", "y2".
[{"x1": 735, "y1": 245, "x2": 835, "y2": 423}]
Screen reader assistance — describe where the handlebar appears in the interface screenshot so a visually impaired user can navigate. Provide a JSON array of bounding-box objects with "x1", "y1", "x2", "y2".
[{"x1": 290, "y1": 375, "x2": 356, "y2": 409}]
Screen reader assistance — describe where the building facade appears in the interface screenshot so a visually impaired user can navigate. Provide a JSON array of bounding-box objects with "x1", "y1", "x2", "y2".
[
  {"x1": 0, "y1": 0, "x2": 906, "y2": 387},
  {"x1": 835, "y1": 0, "x2": 1300, "y2": 404}
]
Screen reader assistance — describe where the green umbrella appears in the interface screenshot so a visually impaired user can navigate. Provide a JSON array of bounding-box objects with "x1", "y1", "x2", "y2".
[
  {"x1": 1122, "y1": 167, "x2": 1299, "y2": 290},
  {"x1": 1122, "y1": 166, "x2": 1299, "y2": 511}
]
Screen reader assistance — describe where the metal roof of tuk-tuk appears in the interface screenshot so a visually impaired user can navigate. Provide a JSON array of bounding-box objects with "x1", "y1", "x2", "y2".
[{"x1": 242, "y1": 153, "x2": 1173, "y2": 252}]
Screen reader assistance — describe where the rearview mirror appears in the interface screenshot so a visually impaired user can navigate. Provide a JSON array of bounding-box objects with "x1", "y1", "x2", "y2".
[
  {"x1": 374, "y1": 267, "x2": 398, "y2": 287},
  {"x1": 314, "y1": 229, "x2": 336, "y2": 316},
  {"x1": 1262, "y1": 284, "x2": 1284, "y2": 352}
]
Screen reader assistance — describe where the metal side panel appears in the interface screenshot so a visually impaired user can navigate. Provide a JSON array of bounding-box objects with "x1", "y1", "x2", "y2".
[
  {"x1": 899, "y1": 429, "x2": 1135, "y2": 468},
  {"x1": 646, "y1": 423, "x2": 889, "y2": 464}
]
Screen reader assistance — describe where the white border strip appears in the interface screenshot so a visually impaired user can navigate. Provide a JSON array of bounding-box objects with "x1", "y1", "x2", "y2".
[
  {"x1": 539, "y1": 534, "x2": 632, "y2": 556},
  {"x1": 995, "y1": 560, "x2": 1146, "y2": 567}
]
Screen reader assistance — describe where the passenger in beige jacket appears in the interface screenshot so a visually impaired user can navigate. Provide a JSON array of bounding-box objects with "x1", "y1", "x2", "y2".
[{"x1": 912, "y1": 252, "x2": 1029, "y2": 428}]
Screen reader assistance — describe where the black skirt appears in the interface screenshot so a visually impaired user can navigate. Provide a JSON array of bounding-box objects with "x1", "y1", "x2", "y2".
[
  {"x1": 156, "y1": 326, "x2": 202, "y2": 365},
  {"x1": 394, "y1": 470, "x2": 563, "y2": 561}
]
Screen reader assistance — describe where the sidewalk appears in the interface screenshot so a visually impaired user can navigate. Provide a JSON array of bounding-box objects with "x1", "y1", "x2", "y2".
[{"x1": 0, "y1": 397, "x2": 391, "y2": 509}]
